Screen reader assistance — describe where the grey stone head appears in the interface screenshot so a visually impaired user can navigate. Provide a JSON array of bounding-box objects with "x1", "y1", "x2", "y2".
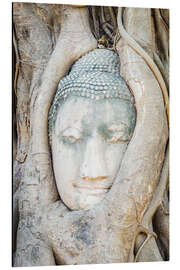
[
  {"x1": 48, "y1": 49, "x2": 135, "y2": 142},
  {"x1": 48, "y1": 49, "x2": 136, "y2": 210}
]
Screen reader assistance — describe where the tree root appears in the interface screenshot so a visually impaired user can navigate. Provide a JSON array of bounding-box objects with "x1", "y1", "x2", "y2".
[
  {"x1": 65, "y1": 5, "x2": 88, "y2": 8},
  {"x1": 134, "y1": 225, "x2": 157, "y2": 262},
  {"x1": 160, "y1": 201, "x2": 169, "y2": 216},
  {"x1": 91, "y1": 6, "x2": 99, "y2": 40},
  {"x1": 100, "y1": 7, "x2": 113, "y2": 41},
  {"x1": 117, "y1": 9, "x2": 169, "y2": 260},
  {"x1": 129, "y1": 144, "x2": 169, "y2": 261},
  {"x1": 13, "y1": 27, "x2": 20, "y2": 97},
  {"x1": 117, "y1": 8, "x2": 169, "y2": 124},
  {"x1": 153, "y1": 52, "x2": 169, "y2": 90},
  {"x1": 108, "y1": 7, "x2": 117, "y2": 28},
  {"x1": 142, "y1": 143, "x2": 169, "y2": 227},
  {"x1": 113, "y1": 30, "x2": 121, "y2": 52},
  {"x1": 116, "y1": 7, "x2": 169, "y2": 261}
]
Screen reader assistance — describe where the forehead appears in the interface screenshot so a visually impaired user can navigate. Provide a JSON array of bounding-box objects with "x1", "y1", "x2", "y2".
[{"x1": 55, "y1": 96, "x2": 135, "y2": 132}]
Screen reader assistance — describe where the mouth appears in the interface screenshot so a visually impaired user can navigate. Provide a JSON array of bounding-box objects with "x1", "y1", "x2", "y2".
[
  {"x1": 73, "y1": 184, "x2": 111, "y2": 196},
  {"x1": 81, "y1": 176, "x2": 108, "y2": 181}
]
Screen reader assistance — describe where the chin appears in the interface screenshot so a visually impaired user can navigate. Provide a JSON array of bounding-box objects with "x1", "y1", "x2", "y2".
[{"x1": 65, "y1": 192, "x2": 107, "y2": 211}]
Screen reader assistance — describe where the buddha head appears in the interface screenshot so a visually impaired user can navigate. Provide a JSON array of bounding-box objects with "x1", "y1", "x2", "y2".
[{"x1": 49, "y1": 49, "x2": 136, "y2": 211}]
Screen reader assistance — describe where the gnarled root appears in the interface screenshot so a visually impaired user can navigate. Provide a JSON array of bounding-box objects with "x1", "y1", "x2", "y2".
[
  {"x1": 117, "y1": 8, "x2": 169, "y2": 123},
  {"x1": 116, "y1": 7, "x2": 169, "y2": 262},
  {"x1": 133, "y1": 144, "x2": 169, "y2": 261}
]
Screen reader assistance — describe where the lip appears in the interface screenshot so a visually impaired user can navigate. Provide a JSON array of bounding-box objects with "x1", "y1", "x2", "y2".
[{"x1": 74, "y1": 185, "x2": 110, "y2": 196}]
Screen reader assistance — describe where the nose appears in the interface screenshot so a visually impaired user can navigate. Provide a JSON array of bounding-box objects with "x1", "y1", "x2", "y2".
[{"x1": 80, "y1": 133, "x2": 108, "y2": 180}]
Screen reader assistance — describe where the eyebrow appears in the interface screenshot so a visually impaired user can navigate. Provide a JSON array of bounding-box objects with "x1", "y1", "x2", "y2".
[{"x1": 108, "y1": 123, "x2": 129, "y2": 131}]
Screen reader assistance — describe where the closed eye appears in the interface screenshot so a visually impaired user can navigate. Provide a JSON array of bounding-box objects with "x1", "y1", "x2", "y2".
[
  {"x1": 106, "y1": 130, "x2": 130, "y2": 144},
  {"x1": 58, "y1": 127, "x2": 82, "y2": 145},
  {"x1": 99, "y1": 123, "x2": 131, "y2": 144},
  {"x1": 106, "y1": 134, "x2": 130, "y2": 144},
  {"x1": 62, "y1": 135, "x2": 81, "y2": 144}
]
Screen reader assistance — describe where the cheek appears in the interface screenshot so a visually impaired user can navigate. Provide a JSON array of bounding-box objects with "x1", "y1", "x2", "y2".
[
  {"x1": 105, "y1": 143, "x2": 128, "y2": 176},
  {"x1": 52, "y1": 141, "x2": 83, "y2": 186}
]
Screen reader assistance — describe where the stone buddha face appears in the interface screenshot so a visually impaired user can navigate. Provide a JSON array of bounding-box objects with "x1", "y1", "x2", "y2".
[
  {"x1": 49, "y1": 49, "x2": 135, "y2": 210},
  {"x1": 51, "y1": 95, "x2": 135, "y2": 210}
]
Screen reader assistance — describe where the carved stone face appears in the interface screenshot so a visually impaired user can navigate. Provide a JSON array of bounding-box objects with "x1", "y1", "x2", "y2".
[{"x1": 51, "y1": 95, "x2": 135, "y2": 210}]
